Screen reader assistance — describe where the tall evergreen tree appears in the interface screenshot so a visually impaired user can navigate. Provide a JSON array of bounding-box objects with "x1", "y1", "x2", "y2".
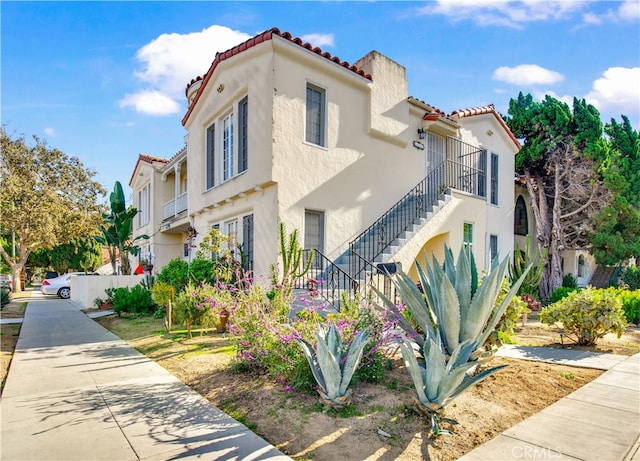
[
  {"x1": 591, "y1": 116, "x2": 640, "y2": 264},
  {"x1": 506, "y1": 93, "x2": 610, "y2": 299}
]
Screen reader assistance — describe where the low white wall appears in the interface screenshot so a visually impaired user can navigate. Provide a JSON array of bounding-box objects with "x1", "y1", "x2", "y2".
[{"x1": 71, "y1": 275, "x2": 144, "y2": 308}]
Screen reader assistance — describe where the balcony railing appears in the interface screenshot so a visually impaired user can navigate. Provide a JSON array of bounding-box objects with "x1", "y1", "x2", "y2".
[{"x1": 163, "y1": 192, "x2": 188, "y2": 220}]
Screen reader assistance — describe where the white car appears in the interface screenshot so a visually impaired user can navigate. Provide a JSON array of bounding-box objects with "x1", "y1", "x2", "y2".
[{"x1": 40, "y1": 272, "x2": 96, "y2": 299}]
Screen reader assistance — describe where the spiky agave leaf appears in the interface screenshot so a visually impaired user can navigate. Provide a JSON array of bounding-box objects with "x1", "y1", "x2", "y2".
[
  {"x1": 338, "y1": 327, "x2": 370, "y2": 395},
  {"x1": 315, "y1": 328, "x2": 341, "y2": 400},
  {"x1": 325, "y1": 322, "x2": 342, "y2": 360},
  {"x1": 454, "y1": 248, "x2": 473, "y2": 325},
  {"x1": 438, "y1": 274, "x2": 461, "y2": 353},
  {"x1": 298, "y1": 322, "x2": 370, "y2": 408},
  {"x1": 476, "y1": 263, "x2": 531, "y2": 347},
  {"x1": 295, "y1": 338, "x2": 326, "y2": 391},
  {"x1": 398, "y1": 337, "x2": 429, "y2": 405},
  {"x1": 460, "y1": 257, "x2": 509, "y2": 343}
]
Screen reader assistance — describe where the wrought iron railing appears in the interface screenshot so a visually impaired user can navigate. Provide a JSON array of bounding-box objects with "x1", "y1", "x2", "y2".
[
  {"x1": 292, "y1": 137, "x2": 486, "y2": 311},
  {"x1": 294, "y1": 249, "x2": 356, "y2": 311},
  {"x1": 350, "y1": 249, "x2": 399, "y2": 307},
  {"x1": 445, "y1": 137, "x2": 487, "y2": 197},
  {"x1": 348, "y1": 137, "x2": 486, "y2": 282},
  {"x1": 348, "y1": 162, "x2": 446, "y2": 281}
]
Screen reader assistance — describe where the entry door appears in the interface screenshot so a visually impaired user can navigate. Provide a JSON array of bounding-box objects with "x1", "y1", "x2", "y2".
[
  {"x1": 304, "y1": 210, "x2": 324, "y2": 254},
  {"x1": 426, "y1": 132, "x2": 444, "y2": 174}
]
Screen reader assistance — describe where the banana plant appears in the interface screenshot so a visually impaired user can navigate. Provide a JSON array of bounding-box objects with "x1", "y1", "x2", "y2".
[
  {"x1": 94, "y1": 181, "x2": 148, "y2": 275},
  {"x1": 296, "y1": 322, "x2": 369, "y2": 410},
  {"x1": 398, "y1": 334, "x2": 506, "y2": 436}
]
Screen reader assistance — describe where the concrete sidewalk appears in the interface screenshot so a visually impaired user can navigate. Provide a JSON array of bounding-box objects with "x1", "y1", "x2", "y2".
[
  {"x1": 461, "y1": 347, "x2": 640, "y2": 460},
  {"x1": 0, "y1": 296, "x2": 291, "y2": 461}
]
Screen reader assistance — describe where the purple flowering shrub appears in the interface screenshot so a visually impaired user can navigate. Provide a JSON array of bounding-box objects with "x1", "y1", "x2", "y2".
[{"x1": 230, "y1": 283, "x2": 394, "y2": 390}]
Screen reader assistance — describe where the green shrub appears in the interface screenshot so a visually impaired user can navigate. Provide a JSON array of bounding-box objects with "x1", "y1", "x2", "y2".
[
  {"x1": 616, "y1": 289, "x2": 640, "y2": 324},
  {"x1": 562, "y1": 274, "x2": 578, "y2": 289},
  {"x1": 156, "y1": 258, "x2": 189, "y2": 293},
  {"x1": 621, "y1": 266, "x2": 640, "y2": 290},
  {"x1": 173, "y1": 284, "x2": 227, "y2": 338},
  {"x1": 550, "y1": 286, "x2": 578, "y2": 304},
  {"x1": 189, "y1": 258, "x2": 215, "y2": 285},
  {"x1": 112, "y1": 285, "x2": 155, "y2": 316},
  {"x1": 151, "y1": 281, "x2": 174, "y2": 308},
  {"x1": 540, "y1": 287, "x2": 628, "y2": 345}
]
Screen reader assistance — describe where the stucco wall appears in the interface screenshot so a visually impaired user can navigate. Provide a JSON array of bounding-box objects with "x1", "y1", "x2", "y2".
[
  {"x1": 71, "y1": 275, "x2": 144, "y2": 309},
  {"x1": 153, "y1": 35, "x2": 520, "y2": 285}
]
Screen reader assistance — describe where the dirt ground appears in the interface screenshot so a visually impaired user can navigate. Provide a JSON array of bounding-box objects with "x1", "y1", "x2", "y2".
[
  {"x1": 94, "y1": 314, "x2": 639, "y2": 461},
  {"x1": 0, "y1": 298, "x2": 27, "y2": 391},
  {"x1": 3, "y1": 301, "x2": 639, "y2": 460}
]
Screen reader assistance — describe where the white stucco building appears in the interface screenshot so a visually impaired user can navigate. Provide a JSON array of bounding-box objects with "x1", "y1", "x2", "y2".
[{"x1": 130, "y1": 27, "x2": 522, "y2": 304}]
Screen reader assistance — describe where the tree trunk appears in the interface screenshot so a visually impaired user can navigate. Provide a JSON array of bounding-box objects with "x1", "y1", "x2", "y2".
[
  {"x1": 0, "y1": 237, "x2": 30, "y2": 294},
  {"x1": 523, "y1": 170, "x2": 555, "y2": 299}
]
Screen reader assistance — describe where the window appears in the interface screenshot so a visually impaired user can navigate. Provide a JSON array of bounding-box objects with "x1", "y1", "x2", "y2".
[
  {"x1": 207, "y1": 224, "x2": 220, "y2": 260},
  {"x1": 463, "y1": 222, "x2": 474, "y2": 255},
  {"x1": 238, "y1": 96, "x2": 248, "y2": 173},
  {"x1": 578, "y1": 254, "x2": 585, "y2": 278},
  {"x1": 304, "y1": 210, "x2": 325, "y2": 253},
  {"x1": 477, "y1": 149, "x2": 487, "y2": 198},
  {"x1": 138, "y1": 184, "x2": 150, "y2": 227},
  {"x1": 514, "y1": 196, "x2": 528, "y2": 235},
  {"x1": 306, "y1": 83, "x2": 326, "y2": 147},
  {"x1": 490, "y1": 153, "x2": 499, "y2": 205},
  {"x1": 242, "y1": 214, "x2": 254, "y2": 272},
  {"x1": 426, "y1": 132, "x2": 444, "y2": 173},
  {"x1": 212, "y1": 216, "x2": 253, "y2": 268},
  {"x1": 223, "y1": 113, "x2": 234, "y2": 181},
  {"x1": 225, "y1": 220, "x2": 238, "y2": 260},
  {"x1": 489, "y1": 234, "x2": 498, "y2": 264},
  {"x1": 206, "y1": 123, "x2": 215, "y2": 189}
]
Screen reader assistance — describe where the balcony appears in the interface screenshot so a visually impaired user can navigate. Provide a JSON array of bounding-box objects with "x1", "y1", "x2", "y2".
[{"x1": 163, "y1": 192, "x2": 188, "y2": 220}]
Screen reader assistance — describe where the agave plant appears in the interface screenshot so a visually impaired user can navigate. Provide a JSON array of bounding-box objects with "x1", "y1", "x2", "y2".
[
  {"x1": 377, "y1": 245, "x2": 530, "y2": 436},
  {"x1": 398, "y1": 334, "x2": 506, "y2": 436},
  {"x1": 296, "y1": 322, "x2": 370, "y2": 410},
  {"x1": 380, "y1": 245, "x2": 530, "y2": 359}
]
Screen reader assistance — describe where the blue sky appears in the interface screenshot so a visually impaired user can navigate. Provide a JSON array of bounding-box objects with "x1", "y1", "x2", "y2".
[{"x1": 2, "y1": 1, "x2": 639, "y2": 203}]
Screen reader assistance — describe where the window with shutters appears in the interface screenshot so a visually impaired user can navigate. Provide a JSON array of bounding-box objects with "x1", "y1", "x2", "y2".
[
  {"x1": 306, "y1": 83, "x2": 326, "y2": 147},
  {"x1": 206, "y1": 123, "x2": 215, "y2": 189}
]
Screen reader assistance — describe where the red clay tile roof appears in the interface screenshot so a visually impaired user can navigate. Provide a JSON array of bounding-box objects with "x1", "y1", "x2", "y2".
[
  {"x1": 129, "y1": 153, "x2": 169, "y2": 186},
  {"x1": 182, "y1": 27, "x2": 372, "y2": 126},
  {"x1": 449, "y1": 104, "x2": 521, "y2": 150}
]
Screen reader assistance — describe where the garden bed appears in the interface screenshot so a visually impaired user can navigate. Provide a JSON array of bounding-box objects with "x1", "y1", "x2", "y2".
[{"x1": 94, "y1": 314, "x2": 640, "y2": 460}]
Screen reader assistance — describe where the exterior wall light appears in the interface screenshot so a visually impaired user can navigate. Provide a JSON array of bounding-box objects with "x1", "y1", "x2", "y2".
[{"x1": 417, "y1": 128, "x2": 426, "y2": 139}]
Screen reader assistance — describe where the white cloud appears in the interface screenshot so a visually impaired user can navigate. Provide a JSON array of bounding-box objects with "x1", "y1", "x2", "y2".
[
  {"x1": 618, "y1": 0, "x2": 640, "y2": 21},
  {"x1": 418, "y1": 0, "x2": 585, "y2": 27},
  {"x1": 44, "y1": 127, "x2": 56, "y2": 137},
  {"x1": 121, "y1": 25, "x2": 250, "y2": 116},
  {"x1": 119, "y1": 90, "x2": 181, "y2": 116},
  {"x1": 300, "y1": 33, "x2": 335, "y2": 48},
  {"x1": 492, "y1": 64, "x2": 564, "y2": 86},
  {"x1": 585, "y1": 67, "x2": 640, "y2": 114},
  {"x1": 582, "y1": 0, "x2": 640, "y2": 25}
]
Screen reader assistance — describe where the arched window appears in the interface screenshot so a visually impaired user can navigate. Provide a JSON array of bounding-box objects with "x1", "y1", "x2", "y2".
[{"x1": 514, "y1": 196, "x2": 528, "y2": 235}]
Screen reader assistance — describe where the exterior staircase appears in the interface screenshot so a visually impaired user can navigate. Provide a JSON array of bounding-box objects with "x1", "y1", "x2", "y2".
[
  {"x1": 295, "y1": 137, "x2": 486, "y2": 310},
  {"x1": 588, "y1": 266, "x2": 621, "y2": 288}
]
